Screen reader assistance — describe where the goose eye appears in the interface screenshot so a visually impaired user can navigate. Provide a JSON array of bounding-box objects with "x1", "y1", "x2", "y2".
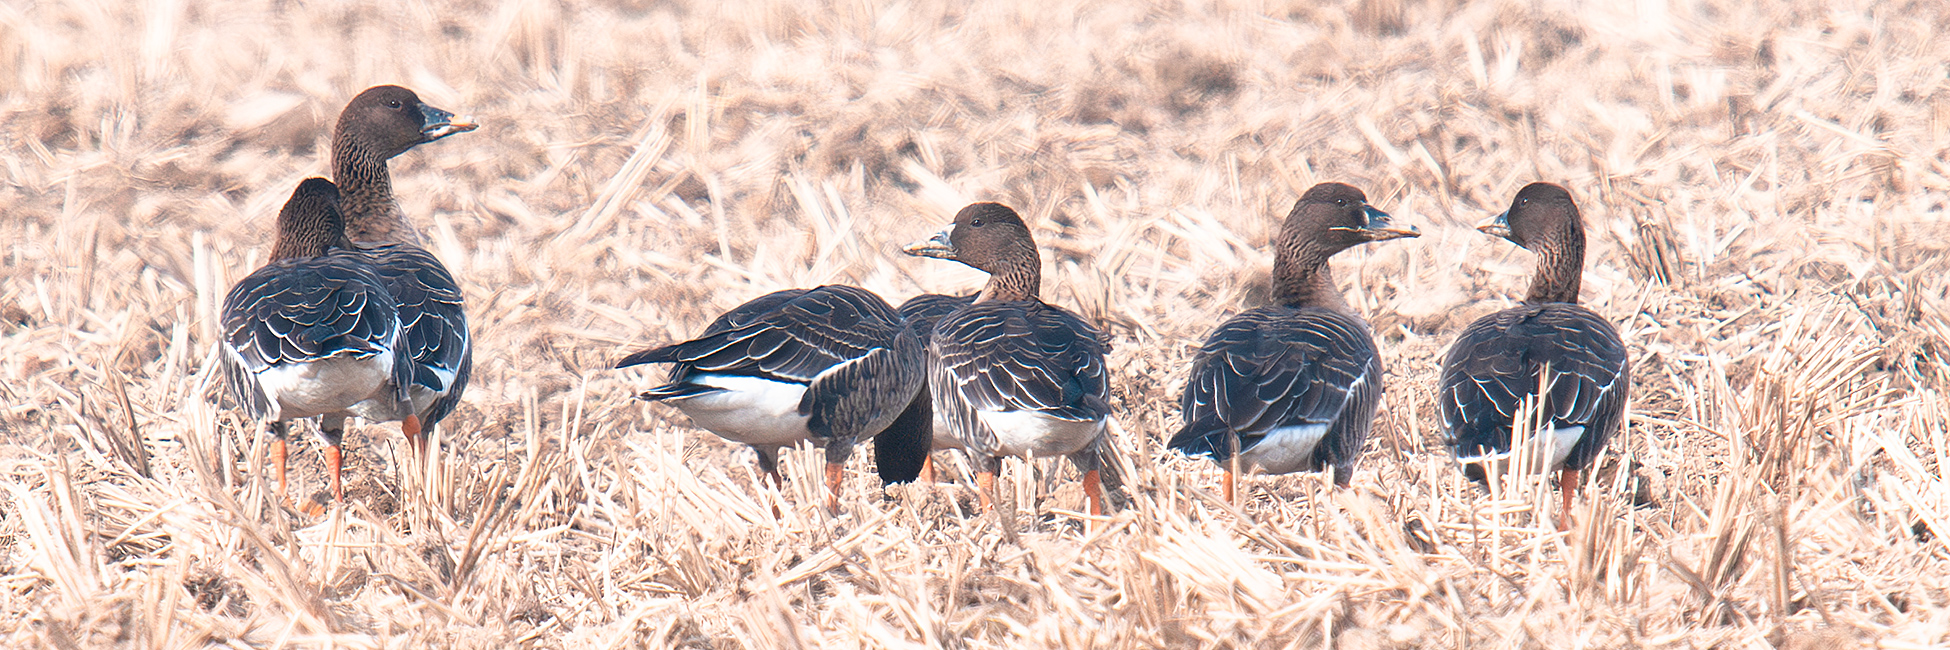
[
  {"x1": 1519, "y1": 197, "x2": 1529, "y2": 205},
  {"x1": 1335, "y1": 198, "x2": 1347, "y2": 206},
  {"x1": 970, "y1": 218, "x2": 984, "y2": 227},
  {"x1": 387, "y1": 100, "x2": 404, "y2": 109}
]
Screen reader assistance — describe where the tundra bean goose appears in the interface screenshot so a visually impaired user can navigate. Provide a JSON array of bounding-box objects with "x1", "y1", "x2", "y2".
[
  {"x1": 1169, "y1": 182, "x2": 1420, "y2": 502},
  {"x1": 903, "y1": 203, "x2": 1120, "y2": 516},
  {"x1": 220, "y1": 178, "x2": 410, "y2": 502},
  {"x1": 330, "y1": 85, "x2": 478, "y2": 456},
  {"x1": 1438, "y1": 182, "x2": 1630, "y2": 531}
]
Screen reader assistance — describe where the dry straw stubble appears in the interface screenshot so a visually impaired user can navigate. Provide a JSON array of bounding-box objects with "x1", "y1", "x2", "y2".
[{"x1": 2, "y1": 0, "x2": 1948, "y2": 647}]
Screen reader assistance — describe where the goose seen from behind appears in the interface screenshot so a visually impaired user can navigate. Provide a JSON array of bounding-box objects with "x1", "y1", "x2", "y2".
[
  {"x1": 903, "y1": 202, "x2": 1120, "y2": 516},
  {"x1": 330, "y1": 85, "x2": 478, "y2": 458},
  {"x1": 1438, "y1": 182, "x2": 1630, "y2": 531},
  {"x1": 220, "y1": 178, "x2": 410, "y2": 501},
  {"x1": 616, "y1": 285, "x2": 932, "y2": 510},
  {"x1": 1169, "y1": 182, "x2": 1420, "y2": 502}
]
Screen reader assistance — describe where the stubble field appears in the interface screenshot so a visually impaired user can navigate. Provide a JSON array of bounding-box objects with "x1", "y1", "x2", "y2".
[{"x1": 1, "y1": 0, "x2": 1948, "y2": 647}]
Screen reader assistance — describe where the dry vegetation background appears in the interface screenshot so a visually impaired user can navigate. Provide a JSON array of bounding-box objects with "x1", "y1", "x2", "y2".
[{"x1": 2, "y1": 0, "x2": 1948, "y2": 647}]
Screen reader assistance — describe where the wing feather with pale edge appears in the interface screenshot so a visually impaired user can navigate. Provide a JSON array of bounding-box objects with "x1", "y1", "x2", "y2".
[
  {"x1": 219, "y1": 249, "x2": 405, "y2": 419},
  {"x1": 1168, "y1": 306, "x2": 1380, "y2": 484},
  {"x1": 928, "y1": 300, "x2": 1109, "y2": 456},
  {"x1": 1437, "y1": 303, "x2": 1629, "y2": 472}
]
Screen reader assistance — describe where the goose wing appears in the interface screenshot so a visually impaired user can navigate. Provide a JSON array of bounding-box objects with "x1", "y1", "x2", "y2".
[
  {"x1": 1170, "y1": 308, "x2": 1379, "y2": 478},
  {"x1": 363, "y1": 243, "x2": 472, "y2": 428},
  {"x1": 619, "y1": 286, "x2": 900, "y2": 383},
  {"x1": 219, "y1": 251, "x2": 404, "y2": 418},
  {"x1": 621, "y1": 286, "x2": 922, "y2": 444},
  {"x1": 929, "y1": 300, "x2": 1110, "y2": 453},
  {"x1": 801, "y1": 320, "x2": 926, "y2": 444},
  {"x1": 1438, "y1": 303, "x2": 1629, "y2": 470}
]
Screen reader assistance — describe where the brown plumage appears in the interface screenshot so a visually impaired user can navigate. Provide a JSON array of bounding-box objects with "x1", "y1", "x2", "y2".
[
  {"x1": 1438, "y1": 182, "x2": 1631, "y2": 532},
  {"x1": 332, "y1": 85, "x2": 477, "y2": 245},
  {"x1": 329, "y1": 85, "x2": 478, "y2": 457},
  {"x1": 903, "y1": 203, "x2": 1123, "y2": 518},
  {"x1": 1169, "y1": 182, "x2": 1420, "y2": 503}
]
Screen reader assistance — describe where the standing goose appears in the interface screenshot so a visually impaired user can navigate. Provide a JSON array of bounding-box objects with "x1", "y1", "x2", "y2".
[
  {"x1": 903, "y1": 202, "x2": 1119, "y2": 516},
  {"x1": 331, "y1": 85, "x2": 478, "y2": 457},
  {"x1": 220, "y1": 178, "x2": 411, "y2": 501},
  {"x1": 1168, "y1": 182, "x2": 1420, "y2": 502},
  {"x1": 1439, "y1": 182, "x2": 1630, "y2": 531},
  {"x1": 616, "y1": 285, "x2": 932, "y2": 509}
]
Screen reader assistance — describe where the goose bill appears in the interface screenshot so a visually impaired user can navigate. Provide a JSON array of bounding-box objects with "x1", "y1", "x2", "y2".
[
  {"x1": 902, "y1": 225, "x2": 956, "y2": 259},
  {"x1": 1475, "y1": 211, "x2": 1514, "y2": 241},
  {"x1": 420, "y1": 105, "x2": 479, "y2": 140},
  {"x1": 1360, "y1": 206, "x2": 1421, "y2": 240}
]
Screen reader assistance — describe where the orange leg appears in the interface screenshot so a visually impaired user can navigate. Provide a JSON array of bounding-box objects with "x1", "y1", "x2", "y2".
[
  {"x1": 403, "y1": 415, "x2": 425, "y2": 459},
  {"x1": 976, "y1": 470, "x2": 996, "y2": 512},
  {"x1": 918, "y1": 456, "x2": 936, "y2": 485},
  {"x1": 326, "y1": 444, "x2": 345, "y2": 502},
  {"x1": 273, "y1": 436, "x2": 290, "y2": 501},
  {"x1": 1557, "y1": 469, "x2": 1579, "y2": 532},
  {"x1": 759, "y1": 462, "x2": 784, "y2": 519},
  {"x1": 1223, "y1": 467, "x2": 1237, "y2": 506},
  {"x1": 1083, "y1": 469, "x2": 1104, "y2": 516},
  {"x1": 824, "y1": 461, "x2": 845, "y2": 512},
  {"x1": 1228, "y1": 434, "x2": 1242, "y2": 507}
]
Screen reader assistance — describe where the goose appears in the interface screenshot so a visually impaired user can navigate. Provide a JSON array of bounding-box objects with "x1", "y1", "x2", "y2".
[
  {"x1": 903, "y1": 202, "x2": 1120, "y2": 516},
  {"x1": 330, "y1": 85, "x2": 477, "y2": 458},
  {"x1": 220, "y1": 178, "x2": 410, "y2": 501},
  {"x1": 1168, "y1": 182, "x2": 1420, "y2": 502},
  {"x1": 616, "y1": 285, "x2": 931, "y2": 509},
  {"x1": 1439, "y1": 182, "x2": 1630, "y2": 531}
]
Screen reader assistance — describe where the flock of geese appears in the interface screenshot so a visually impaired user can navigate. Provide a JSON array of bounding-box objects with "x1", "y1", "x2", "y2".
[{"x1": 220, "y1": 86, "x2": 1629, "y2": 530}]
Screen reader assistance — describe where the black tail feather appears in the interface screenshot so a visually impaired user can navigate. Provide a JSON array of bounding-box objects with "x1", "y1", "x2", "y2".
[
  {"x1": 615, "y1": 344, "x2": 681, "y2": 369},
  {"x1": 637, "y1": 382, "x2": 718, "y2": 402},
  {"x1": 1166, "y1": 414, "x2": 1234, "y2": 461}
]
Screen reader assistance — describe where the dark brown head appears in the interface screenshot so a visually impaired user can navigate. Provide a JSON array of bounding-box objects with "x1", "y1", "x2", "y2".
[
  {"x1": 269, "y1": 178, "x2": 349, "y2": 261},
  {"x1": 332, "y1": 85, "x2": 477, "y2": 164},
  {"x1": 1270, "y1": 182, "x2": 1419, "y2": 309},
  {"x1": 1281, "y1": 182, "x2": 1420, "y2": 252},
  {"x1": 1478, "y1": 182, "x2": 1586, "y2": 303},
  {"x1": 903, "y1": 202, "x2": 1042, "y2": 302}
]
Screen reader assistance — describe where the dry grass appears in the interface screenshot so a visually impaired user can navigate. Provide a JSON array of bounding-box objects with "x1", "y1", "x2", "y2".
[{"x1": 2, "y1": 0, "x2": 1948, "y2": 647}]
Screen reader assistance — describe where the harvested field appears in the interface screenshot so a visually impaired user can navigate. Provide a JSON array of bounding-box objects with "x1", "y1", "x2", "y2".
[{"x1": 2, "y1": 0, "x2": 1947, "y2": 647}]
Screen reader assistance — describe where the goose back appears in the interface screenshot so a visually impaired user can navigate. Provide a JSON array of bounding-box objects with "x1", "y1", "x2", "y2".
[
  {"x1": 1170, "y1": 306, "x2": 1379, "y2": 485},
  {"x1": 928, "y1": 298, "x2": 1110, "y2": 458},
  {"x1": 897, "y1": 293, "x2": 974, "y2": 339},
  {"x1": 220, "y1": 179, "x2": 410, "y2": 422},
  {"x1": 1439, "y1": 303, "x2": 1628, "y2": 475},
  {"x1": 619, "y1": 285, "x2": 927, "y2": 466}
]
